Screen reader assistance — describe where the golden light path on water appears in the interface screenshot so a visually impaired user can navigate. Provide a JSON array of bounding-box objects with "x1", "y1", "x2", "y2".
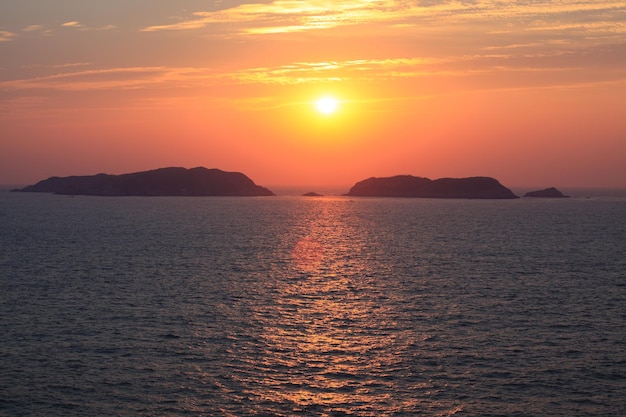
[{"x1": 239, "y1": 198, "x2": 426, "y2": 415}]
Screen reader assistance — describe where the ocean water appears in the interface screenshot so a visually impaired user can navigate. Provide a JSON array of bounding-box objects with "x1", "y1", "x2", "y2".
[{"x1": 1, "y1": 192, "x2": 625, "y2": 416}]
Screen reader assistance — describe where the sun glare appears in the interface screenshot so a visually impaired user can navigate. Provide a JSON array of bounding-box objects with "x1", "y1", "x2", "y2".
[{"x1": 315, "y1": 97, "x2": 339, "y2": 115}]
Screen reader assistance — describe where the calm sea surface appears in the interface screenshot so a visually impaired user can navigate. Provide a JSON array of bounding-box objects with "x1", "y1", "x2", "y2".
[{"x1": 1, "y1": 192, "x2": 625, "y2": 416}]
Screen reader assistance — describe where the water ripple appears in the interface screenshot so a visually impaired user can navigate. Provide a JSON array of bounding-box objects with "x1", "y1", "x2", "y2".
[{"x1": 1, "y1": 194, "x2": 625, "y2": 416}]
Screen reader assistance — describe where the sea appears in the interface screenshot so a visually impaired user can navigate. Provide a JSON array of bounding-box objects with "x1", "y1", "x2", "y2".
[{"x1": 1, "y1": 190, "x2": 625, "y2": 416}]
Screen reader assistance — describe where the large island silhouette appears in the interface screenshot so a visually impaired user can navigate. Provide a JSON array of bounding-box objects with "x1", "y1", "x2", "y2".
[
  {"x1": 345, "y1": 175, "x2": 518, "y2": 199},
  {"x1": 13, "y1": 167, "x2": 275, "y2": 196}
]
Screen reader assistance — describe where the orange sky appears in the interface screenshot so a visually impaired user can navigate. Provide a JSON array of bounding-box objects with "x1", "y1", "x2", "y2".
[{"x1": 1, "y1": 1, "x2": 625, "y2": 190}]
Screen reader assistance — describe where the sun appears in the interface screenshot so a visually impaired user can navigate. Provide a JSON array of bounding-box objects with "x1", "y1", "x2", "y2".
[{"x1": 315, "y1": 97, "x2": 339, "y2": 115}]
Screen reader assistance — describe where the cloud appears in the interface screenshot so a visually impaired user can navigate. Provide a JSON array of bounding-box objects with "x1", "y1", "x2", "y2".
[
  {"x1": 227, "y1": 57, "x2": 441, "y2": 84},
  {"x1": 160, "y1": 1, "x2": 460, "y2": 33},
  {"x1": 139, "y1": 0, "x2": 473, "y2": 33},
  {"x1": 3, "y1": 41, "x2": 624, "y2": 96},
  {"x1": 22, "y1": 25, "x2": 44, "y2": 32},
  {"x1": 140, "y1": 0, "x2": 626, "y2": 37},
  {"x1": 224, "y1": 44, "x2": 626, "y2": 89},
  {"x1": 9, "y1": 21, "x2": 115, "y2": 40},
  {"x1": 62, "y1": 21, "x2": 84, "y2": 29},
  {"x1": 51, "y1": 62, "x2": 92, "y2": 69},
  {"x1": 0, "y1": 67, "x2": 219, "y2": 92},
  {"x1": 61, "y1": 21, "x2": 115, "y2": 31},
  {"x1": 0, "y1": 30, "x2": 16, "y2": 42}
]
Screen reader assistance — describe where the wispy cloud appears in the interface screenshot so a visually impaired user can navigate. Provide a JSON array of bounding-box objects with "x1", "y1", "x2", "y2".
[
  {"x1": 227, "y1": 58, "x2": 440, "y2": 84},
  {"x1": 0, "y1": 30, "x2": 16, "y2": 42},
  {"x1": 61, "y1": 21, "x2": 116, "y2": 31},
  {"x1": 140, "y1": 0, "x2": 454, "y2": 33},
  {"x1": 0, "y1": 67, "x2": 218, "y2": 92},
  {"x1": 141, "y1": 0, "x2": 379, "y2": 33},
  {"x1": 0, "y1": 60, "x2": 437, "y2": 94},
  {"x1": 140, "y1": 0, "x2": 626, "y2": 37},
  {"x1": 3, "y1": 42, "x2": 625, "y2": 95},
  {"x1": 226, "y1": 46, "x2": 626, "y2": 85},
  {"x1": 22, "y1": 25, "x2": 44, "y2": 32},
  {"x1": 61, "y1": 21, "x2": 84, "y2": 29},
  {"x1": 4, "y1": 21, "x2": 115, "y2": 41}
]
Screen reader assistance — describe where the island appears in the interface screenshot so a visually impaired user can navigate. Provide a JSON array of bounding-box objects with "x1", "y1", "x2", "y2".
[
  {"x1": 12, "y1": 167, "x2": 275, "y2": 196},
  {"x1": 344, "y1": 175, "x2": 518, "y2": 199},
  {"x1": 523, "y1": 187, "x2": 569, "y2": 198},
  {"x1": 302, "y1": 192, "x2": 323, "y2": 197}
]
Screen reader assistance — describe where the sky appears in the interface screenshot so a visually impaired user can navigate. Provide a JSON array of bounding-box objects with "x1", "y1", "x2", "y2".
[{"x1": 1, "y1": 0, "x2": 625, "y2": 190}]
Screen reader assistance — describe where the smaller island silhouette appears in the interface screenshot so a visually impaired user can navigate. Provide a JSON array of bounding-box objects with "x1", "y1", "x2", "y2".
[
  {"x1": 344, "y1": 175, "x2": 518, "y2": 199},
  {"x1": 12, "y1": 167, "x2": 275, "y2": 196},
  {"x1": 523, "y1": 187, "x2": 569, "y2": 198}
]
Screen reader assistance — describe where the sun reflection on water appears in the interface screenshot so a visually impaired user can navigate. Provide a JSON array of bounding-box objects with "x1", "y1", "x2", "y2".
[
  {"x1": 248, "y1": 199, "x2": 412, "y2": 414},
  {"x1": 291, "y1": 235, "x2": 325, "y2": 272}
]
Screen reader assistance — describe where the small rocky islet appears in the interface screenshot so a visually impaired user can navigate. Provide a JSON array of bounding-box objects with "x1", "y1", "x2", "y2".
[{"x1": 523, "y1": 187, "x2": 569, "y2": 198}]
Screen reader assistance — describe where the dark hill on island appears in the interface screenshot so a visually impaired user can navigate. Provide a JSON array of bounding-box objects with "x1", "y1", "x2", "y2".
[
  {"x1": 523, "y1": 187, "x2": 569, "y2": 198},
  {"x1": 345, "y1": 175, "x2": 518, "y2": 199},
  {"x1": 13, "y1": 167, "x2": 275, "y2": 196}
]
